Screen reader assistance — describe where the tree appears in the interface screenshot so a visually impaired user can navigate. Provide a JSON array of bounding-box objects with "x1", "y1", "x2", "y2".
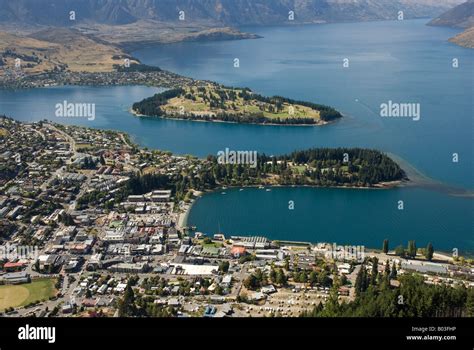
[
  {"x1": 354, "y1": 265, "x2": 368, "y2": 296},
  {"x1": 371, "y1": 258, "x2": 378, "y2": 285},
  {"x1": 425, "y1": 242, "x2": 434, "y2": 261},
  {"x1": 407, "y1": 240, "x2": 417, "y2": 259},
  {"x1": 384, "y1": 260, "x2": 390, "y2": 276},
  {"x1": 389, "y1": 262, "x2": 397, "y2": 280},
  {"x1": 383, "y1": 239, "x2": 389, "y2": 254},
  {"x1": 317, "y1": 270, "x2": 332, "y2": 288},
  {"x1": 244, "y1": 274, "x2": 259, "y2": 291},
  {"x1": 269, "y1": 268, "x2": 277, "y2": 283},
  {"x1": 467, "y1": 289, "x2": 474, "y2": 317},
  {"x1": 219, "y1": 261, "x2": 230, "y2": 273},
  {"x1": 118, "y1": 282, "x2": 136, "y2": 317},
  {"x1": 276, "y1": 269, "x2": 287, "y2": 286},
  {"x1": 395, "y1": 245, "x2": 405, "y2": 257},
  {"x1": 309, "y1": 271, "x2": 318, "y2": 286}
]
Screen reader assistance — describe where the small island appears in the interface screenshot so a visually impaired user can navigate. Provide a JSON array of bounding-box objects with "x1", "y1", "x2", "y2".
[{"x1": 132, "y1": 84, "x2": 343, "y2": 125}]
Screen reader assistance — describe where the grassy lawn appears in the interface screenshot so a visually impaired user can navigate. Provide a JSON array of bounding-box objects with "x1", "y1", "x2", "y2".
[
  {"x1": 0, "y1": 278, "x2": 57, "y2": 310},
  {"x1": 292, "y1": 165, "x2": 307, "y2": 174},
  {"x1": 75, "y1": 143, "x2": 94, "y2": 149},
  {"x1": 0, "y1": 128, "x2": 9, "y2": 137}
]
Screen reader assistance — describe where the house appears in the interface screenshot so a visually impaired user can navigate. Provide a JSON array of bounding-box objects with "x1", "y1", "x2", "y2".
[
  {"x1": 114, "y1": 283, "x2": 128, "y2": 293},
  {"x1": 213, "y1": 234, "x2": 225, "y2": 241},
  {"x1": 3, "y1": 261, "x2": 26, "y2": 272},
  {"x1": 249, "y1": 292, "x2": 266, "y2": 302},
  {"x1": 82, "y1": 298, "x2": 98, "y2": 307},
  {"x1": 127, "y1": 195, "x2": 145, "y2": 202},
  {"x1": 168, "y1": 298, "x2": 181, "y2": 307},
  {"x1": 338, "y1": 286, "x2": 350, "y2": 296},
  {"x1": 222, "y1": 274, "x2": 232, "y2": 287},
  {"x1": 62, "y1": 304, "x2": 73, "y2": 314},
  {"x1": 261, "y1": 285, "x2": 277, "y2": 294},
  {"x1": 230, "y1": 246, "x2": 247, "y2": 258},
  {"x1": 337, "y1": 263, "x2": 352, "y2": 275}
]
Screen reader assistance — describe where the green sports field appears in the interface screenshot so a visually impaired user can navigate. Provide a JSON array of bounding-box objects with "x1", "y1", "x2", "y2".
[{"x1": 0, "y1": 278, "x2": 56, "y2": 310}]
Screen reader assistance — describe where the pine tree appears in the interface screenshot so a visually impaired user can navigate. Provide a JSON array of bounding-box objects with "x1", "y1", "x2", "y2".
[
  {"x1": 355, "y1": 264, "x2": 368, "y2": 296},
  {"x1": 425, "y1": 242, "x2": 434, "y2": 261},
  {"x1": 118, "y1": 282, "x2": 136, "y2": 317},
  {"x1": 384, "y1": 260, "x2": 390, "y2": 276},
  {"x1": 407, "y1": 240, "x2": 417, "y2": 259},
  {"x1": 383, "y1": 239, "x2": 389, "y2": 254},
  {"x1": 371, "y1": 258, "x2": 379, "y2": 285}
]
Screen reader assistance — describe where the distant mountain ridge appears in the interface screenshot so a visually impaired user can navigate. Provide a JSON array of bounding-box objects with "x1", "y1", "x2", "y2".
[
  {"x1": 428, "y1": 0, "x2": 474, "y2": 28},
  {"x1": 428, "y1": 1, "x2": 474, "y2": 49},
  {"x1": 0, "y1": 0, "x2": 464, "y2": 27}
]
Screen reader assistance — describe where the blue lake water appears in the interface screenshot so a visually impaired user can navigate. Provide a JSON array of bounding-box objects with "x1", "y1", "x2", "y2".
[
  {"x1": 186, "y1": 187, "x2": 473, "y2": 255},
  {"x1": 0, "y1": 19, "x2": 472, "y2": 252}
]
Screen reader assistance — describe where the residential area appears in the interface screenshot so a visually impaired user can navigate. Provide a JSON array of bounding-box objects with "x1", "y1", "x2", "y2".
[{"x1": 1, "y1": 116, "x2": 473, "y2": 318}]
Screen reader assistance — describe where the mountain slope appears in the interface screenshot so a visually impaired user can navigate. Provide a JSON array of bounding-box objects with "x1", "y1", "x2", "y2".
[
  {"x1": 0, "y1": 28, "x2": 138, "y2": 73},
  {"x1": 428, "y1": 1, "x2": 474, "y2": 49},
  {"x1": 0, "y1": 0, "x2": 464, "y2": 27},
  {"x1": 449, "y1": 26, "x2": 474, "y2": 47}
]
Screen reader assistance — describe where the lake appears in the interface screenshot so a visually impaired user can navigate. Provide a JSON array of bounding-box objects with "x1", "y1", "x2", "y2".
[
  {"x1": 186, "y1": 187, "x2": 473, "y2": 255},
  {"x1": 0, "y1": 19, "x2": 472, "y2": 253}
]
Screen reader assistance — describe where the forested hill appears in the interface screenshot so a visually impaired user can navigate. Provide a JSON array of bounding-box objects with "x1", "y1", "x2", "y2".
[{"x1": 132, "y1": 86, "x2": 342, "y2": 125}]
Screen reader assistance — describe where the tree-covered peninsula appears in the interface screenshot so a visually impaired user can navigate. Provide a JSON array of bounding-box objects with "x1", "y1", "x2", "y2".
[
  {"x1": 132, "y1": 84, "x2": 342, "y2": 125},
  {"x1": 77, "y1": 147, "x2": 407, "y2": 208}
]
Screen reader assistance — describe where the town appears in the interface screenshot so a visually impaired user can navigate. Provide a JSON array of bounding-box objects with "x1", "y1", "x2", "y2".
[{"x1": 0, "y1": 116, "x2": 473, "y2": 318}]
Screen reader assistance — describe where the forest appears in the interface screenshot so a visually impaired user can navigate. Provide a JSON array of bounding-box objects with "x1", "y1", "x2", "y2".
[{"x1": 302, "y1": 269, "x2": 474, "y2": 317}]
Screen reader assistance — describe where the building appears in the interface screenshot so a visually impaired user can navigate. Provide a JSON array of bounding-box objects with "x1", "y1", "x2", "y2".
[
  {"x1": 37, "y1": 254, "x2": 61, "y2": 271},
  {"x1": 107, "y1": 262, "x2": 148, "y2": 273},
  {"x1": 3, "y1": 261, "x2": 26, "y2": 272},
  {"x1": 103, "y1": 230, "x2": 125, "y2": 242},
  {"x1": 151, "y1": 190, "x2": 172, "y2": 202},
  {"x1": 230, "y1": 246, "x2": 247, "y2": 258},
  {"x1": 261, "y1": 285, "x2": 277, "y2": 294},
  {"x1": 0, "y1": 271, "x2": 30, "y2": 284}
]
